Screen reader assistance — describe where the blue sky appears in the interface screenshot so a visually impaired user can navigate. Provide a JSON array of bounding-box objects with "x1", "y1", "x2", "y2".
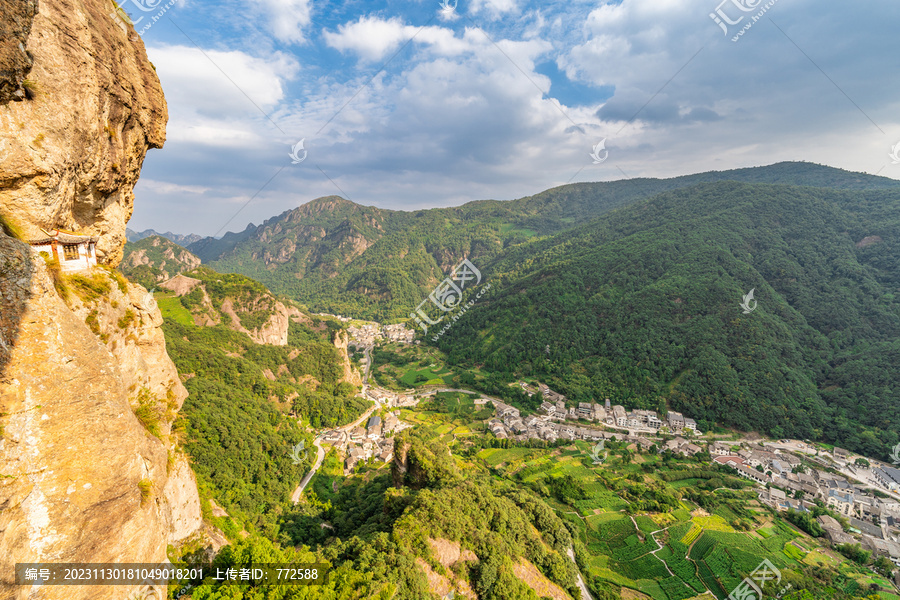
[{"x1": 120, "y1": 0, "x2": 900, "y2": 237}]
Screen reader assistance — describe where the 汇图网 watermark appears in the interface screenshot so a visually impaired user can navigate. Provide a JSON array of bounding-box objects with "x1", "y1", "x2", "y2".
[
  {"x1": 589, "y1": 441, "x2": 606, "y2": 465},
  {"x1": 740, "y1": 288, "x2": 758, "y2": 314},
  {"x1": 409, "y1": 258, "x2": 490, "y2": 340},
  {"x1": 727, "y1": 559, "x2": 791, "y2": 600},
  {"x1": 289, "y1": 441, "x2": 307, "y2": 465},
  {"x1": 290, "y1": 140, "x2": 308, "y2": 164},
  {"x1": 890, "y1": 142, "x2": 900, "y2": 165},
  {"x1": 110, "y1": 0, "x2": 178, "y2": 36},
  {"x1": 710, "y1": 0, "x2": 782, "y2": 42}
]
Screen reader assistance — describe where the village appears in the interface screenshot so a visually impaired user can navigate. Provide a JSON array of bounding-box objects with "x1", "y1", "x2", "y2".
[
  {"x1": 315, "y1": 363, "x2": 424, "y2": 474},
  {"x1": 485, "y1": 382, "x2": 900, "y2": 571},
  {"x1": 318, "y1": 409, "x2": 413, "y2": 473},
  {"x1": 347, "y1": 321, "x2": 416, "y2": 345},
  {"x1": 339, "y1": 319, "x2": 900, "y2": 573}
]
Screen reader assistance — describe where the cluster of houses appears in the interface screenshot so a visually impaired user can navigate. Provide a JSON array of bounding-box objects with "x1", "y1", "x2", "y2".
[
  {"x1": 348, "y1": 323, "x2": 416, "y2": 346},
  {"x1": 708, "y1": 443, "x2": 900, "y2": 567},
  {"x1": 489, "y1": 401, "x2": 657, "y2": 449},
  {"x1": 321, "y1": 411, "x2": 410, "y2": 473},
  {"x1": 365, "y1": 387, "x2": 419, "y2": 408},
  {"x1": 382, "y1": 323, "x2": 415, "y2": 343},
  {"x1": 533, "y1": 384, "x2": 698, "y2": 435},
  {"x1": 348, "y1": 323, "x2": 381, "y2": 346}
]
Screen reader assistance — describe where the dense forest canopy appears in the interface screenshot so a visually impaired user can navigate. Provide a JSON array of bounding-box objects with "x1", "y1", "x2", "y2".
[{"x1": 436, "y1": 182, "x2": 900, "y2": 459}]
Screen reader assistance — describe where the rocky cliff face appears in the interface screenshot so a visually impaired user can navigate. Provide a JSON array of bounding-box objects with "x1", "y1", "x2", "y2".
[
  {"x1": 334, "y1": 330, "x2": 363, "y2": 387},
  {"x1": 0, "y1": 0, "x2": 167, "y2": 267},
  {"x1": 0, "y1": 236, "x2": 201, "y2": 600},
  {"x1": 0, "y1": 0, "x2": 202, "y2": 597},
  {"x1": 0, "y1": 0, "x2": 38, "y2": 103},
  {"x1": 120, "y1": 235, "x2": 203, "y2": 288}
]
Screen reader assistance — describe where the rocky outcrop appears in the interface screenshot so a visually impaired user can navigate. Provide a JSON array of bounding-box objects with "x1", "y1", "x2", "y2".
[
  {"x1": 120, "y1": 236, "x2": 203, "y2": 287},
  {"x1": 334, "y1": 330, "x2": 363, "y2": 386},
  {"x1": 159, "y1": 274, "x2": 201, "y2": 296},
  {"x1": 254, "y1": 302, "x2": 308, "y2": 346},
  {"x1": 0, "y1": 0, "x2": 201, "y2": 596},
  {"x1": 0, "y1": 0, "x2": 38, "y2": 103},
  {"x1": 67, "y1": 270, "x2": 187, "y2": 414},
  {"x1": 161, "y1": 454, "x2": 202, "y2": 542},
  {"x1": 0, "y1": 236, "x2": 199, "y2": 600},
  {"x1": 221, "y1": 297, "x2": 309, "y2": 346},
  {"x1": 0, "y1": 0, "x2": 167, "y2": 266}
]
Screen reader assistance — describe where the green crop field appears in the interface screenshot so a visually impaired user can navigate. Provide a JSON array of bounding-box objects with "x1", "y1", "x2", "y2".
[
  {"x1": 393, "y1": 393, "x2": 860, "y2": 600},
  {"x1": 155, "y1": 292, "x2": 194, "y2": 326}
]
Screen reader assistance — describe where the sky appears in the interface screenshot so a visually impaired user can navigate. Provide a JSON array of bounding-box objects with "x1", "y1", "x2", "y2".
[{"x1": 119, "y1": 0, "x2": 900, "y2": 237}]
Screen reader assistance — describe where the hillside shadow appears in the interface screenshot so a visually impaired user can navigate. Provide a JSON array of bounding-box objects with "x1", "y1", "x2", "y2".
[{"x1": 0, "y1": 234, "x2": 34, "y2": 382}]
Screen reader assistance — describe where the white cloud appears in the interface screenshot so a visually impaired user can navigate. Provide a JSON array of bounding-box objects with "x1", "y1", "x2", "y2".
[
  {"x1": 250, "y1": 0, "x2": 312, "y2": 44},
  {"x1": 147, "y1": 45, "x2": 298, "y2": 114},
  {"x1": 140, "y1": 180, "x2": 211, "y2": 195},
  {"x1": 132, "y1": 0, "x2": 900, "y2": 236},
  {"x1": 468, "y1": 0, "x2": 521, "y2": 20},
  {"x1": 322, "y1": 16, "x2": 418, "y2": 63},
  {"x1": 145, "y1": 45, "x2": 298, "y2": 147}
]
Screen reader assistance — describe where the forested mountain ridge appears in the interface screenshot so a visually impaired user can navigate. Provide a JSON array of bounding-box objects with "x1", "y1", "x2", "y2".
[
  {"x1": 437, "y1": 181, "x2": 900, "y2": 459},
  {"x1": 189, "y1": 163, "x2": 900, "y2": 321}
]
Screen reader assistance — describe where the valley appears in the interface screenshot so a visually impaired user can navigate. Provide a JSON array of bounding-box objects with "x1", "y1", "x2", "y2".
[
  {"x1": 140, "y1": 262, "x2": 900, "y2": 599},
  {"x1": 2, "y1": 0, "x2": 897, "y2": 598}
]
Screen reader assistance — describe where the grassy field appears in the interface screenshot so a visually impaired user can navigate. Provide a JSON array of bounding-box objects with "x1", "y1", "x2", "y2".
[
  {"x1": 398, "y1": 363, "x2": 455, "y2": 386},
  {"x1": 155, "y1": 291, "x2": 194, "y2": 326}
]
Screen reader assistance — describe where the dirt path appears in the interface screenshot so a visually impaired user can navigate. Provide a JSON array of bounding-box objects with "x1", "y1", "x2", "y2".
[{"x1": 642, "y1": 519, "x2": 713, "y2": 597}]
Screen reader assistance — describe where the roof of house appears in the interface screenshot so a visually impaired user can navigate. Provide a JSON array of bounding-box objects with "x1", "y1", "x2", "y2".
[
  {"x1": 850, "y1": 517, "x2": 883, "y2": 538},
  {"x1": 28, "y1": 228, "x2": 99, "y2": 245},
  {"x1": 828, "y1": 490, "x2": 854, "y2": 505},
  {"x1": 817, "y1": 515, "x2": 842, "y2": 530},
  {"x1": 877, "y1": 467, "x2": 900, "y2": 484}
]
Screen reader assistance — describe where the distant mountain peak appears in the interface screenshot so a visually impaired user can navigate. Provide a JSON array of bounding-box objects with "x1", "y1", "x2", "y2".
[{"x1": 126, "y1": 227, "x2": 203, "y2": 246}]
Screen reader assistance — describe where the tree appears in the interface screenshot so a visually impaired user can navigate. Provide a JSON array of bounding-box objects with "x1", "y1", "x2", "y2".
[
  {"x1": 855, "y1": 457, "x2": 870, "y2": 468},
  {"x1": 874, "y1": 555, "x2": 894, "y2": 577}
]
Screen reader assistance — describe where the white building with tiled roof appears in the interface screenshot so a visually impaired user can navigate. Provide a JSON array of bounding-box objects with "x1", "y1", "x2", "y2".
[{"x1": 28, "y1": 228, "x2": 98, "y2": 272}]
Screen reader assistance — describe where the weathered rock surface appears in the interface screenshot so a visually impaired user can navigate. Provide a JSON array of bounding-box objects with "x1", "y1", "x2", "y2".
[
  {"x1": 0, "y1": 0, "x2": 167, "y2": 266},
  {"x1": 0, "y1": 236, "x2": 198, "y2": 600},
  {"x1": 0, "y1": 0, "x2": 203, "y2": 596},
  {"x1": 161, "y1": 453, "x2": 202, "y2": 542},
  {"x1": 0, "y1": 0, "x2": 38, "y2": 103},
  {"x1": 159, "y1": 273, "x2": 201, "y2": 296},
  {"x1": 67, "y1": 270, "x2": 188, "y2": 415},
  {"x1": 334, "y1": 330, "x2": 363, "y2": 386},
  {"x1": 120, "y1": 235, "x2": 202, "y2": 286}
]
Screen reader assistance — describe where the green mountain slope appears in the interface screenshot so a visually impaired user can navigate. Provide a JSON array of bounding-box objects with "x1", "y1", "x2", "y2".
[
  {"x1": 190, "y1": 163, "x2": 900, "y2": 321},
  {"x1": 120, "y1": 235, "x2": 201, "y2": 288},
  {"x1": 174, "y1": 407, "x2": 884, "y2": 600},
  {"x1": 436, "y1": 182, "x2": 900, "y2": 457},
  {"x1": 149, "y1": 267, "x2": 369, "y2": 533}
]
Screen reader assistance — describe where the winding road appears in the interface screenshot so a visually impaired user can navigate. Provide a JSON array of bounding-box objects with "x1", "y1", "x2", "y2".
[{"x1": 290, "y1": 398, "x2": 380, "y2": 504}]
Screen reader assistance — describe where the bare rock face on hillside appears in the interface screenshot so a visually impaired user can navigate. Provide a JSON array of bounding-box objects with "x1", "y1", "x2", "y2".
[
  {"x1": 0, "y1": 0, "x2": 167, "y2": 267},
  {"x1": 334, "y1": 330, "x2": 363, "y2": 386},
  {"x1": 0, "y1": 236, "x2": 199, "y2": 600}
]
